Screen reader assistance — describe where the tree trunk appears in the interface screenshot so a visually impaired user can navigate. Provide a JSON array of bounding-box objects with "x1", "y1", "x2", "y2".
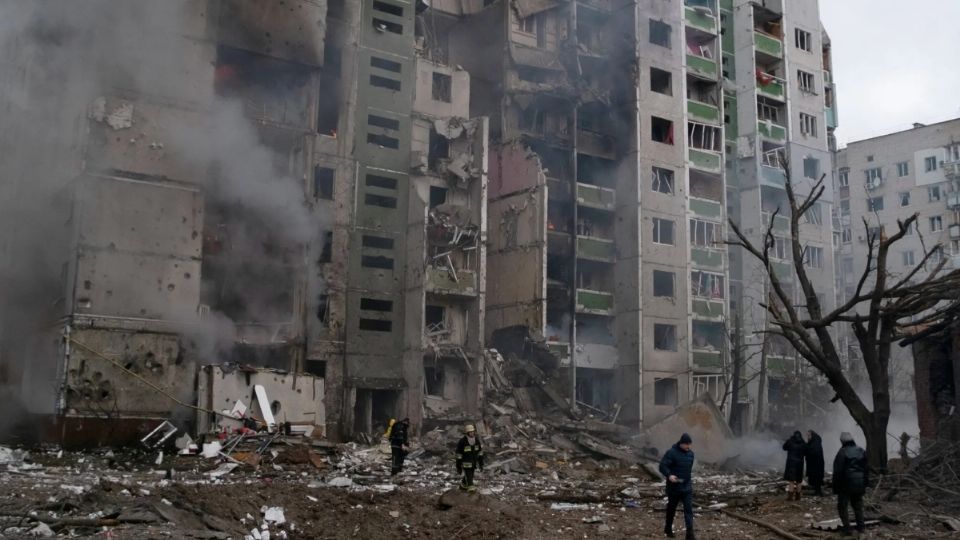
[{"x1": 862, "y1": 413, "x2": 890, "y2": 473}]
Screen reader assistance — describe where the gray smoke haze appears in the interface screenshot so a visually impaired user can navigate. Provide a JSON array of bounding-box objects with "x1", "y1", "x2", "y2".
[{"x1": 0, "y1": 1, "x2": 326, "y2": 418}]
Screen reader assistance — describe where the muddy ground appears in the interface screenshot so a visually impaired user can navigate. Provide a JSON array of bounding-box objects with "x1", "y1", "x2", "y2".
[{"x1": 1, "y1": 445, "x2": 956, "y2": 539}]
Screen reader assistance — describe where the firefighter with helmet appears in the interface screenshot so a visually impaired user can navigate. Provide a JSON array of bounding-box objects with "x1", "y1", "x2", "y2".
[{"x1": 455, "y1": 423, "x2": 484, "y2": 491}]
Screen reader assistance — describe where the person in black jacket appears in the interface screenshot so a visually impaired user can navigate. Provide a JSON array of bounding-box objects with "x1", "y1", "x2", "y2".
[
  {"x1": 782, "y1": 431, "x2": 806, "y2": 500},
  {"x1": 389, "y1": 418, "x2": 410, "y2": 476},
  {"x1": 805, "y1": 430, "x2": 825, "y2": 496},
  {"x1": 455, "y1": 424, "x2": 483, "y2": 491},
  {"x1": 659, "y1": 433, "x2": 696, "y2": 539},
  {"x1": 833, "y1": 432, "x2": 869, "y2": 534}
]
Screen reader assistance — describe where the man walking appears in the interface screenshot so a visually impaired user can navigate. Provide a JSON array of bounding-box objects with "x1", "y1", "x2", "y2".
[
  {"x1": 455, "y1": 424, "x2": 483, "y2": 491},
  {"x1": 833, "y1": 432, "x2": 868, "y2": 535},
  {"x1": 389, "y1": 418, "x2": 410, "y2": 476},
  {"x1": 659, "y1": 433, "x2": 695, "y2": 539}
]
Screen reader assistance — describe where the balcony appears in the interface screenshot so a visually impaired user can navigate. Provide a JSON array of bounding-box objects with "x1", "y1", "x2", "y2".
[
  {"x1": 754, "y1": 31, "x2": 783, "y2": 59},
  {"x1": 576, "y1": 289, "x2": 615, "y2": 316},
  {"x1": 825, "y1": 106, "x2": 838, "y2": 130},
  {"x1": 950, "y1": 224, "x2": 960, "y2": 240},
  {"x1": 693, "y1": 349, "x2": 723, "y2": 370},
  {"x1": 692, "y1": 247, "x2": 723, "y2": 268},
  {"x1": 757, "y1": 120, "x2": 787, "y2": 142},
  {"x1": 762, "y1": 212, "x2": 789, "y2": 232},
  {"x1": 692, "y1": 298, "x2": 725, "y2": 319},
  {"x1": 687, "y1": 99, "x2": 721, "y2": 125},
  {"x1": 689, "y1": 148, "x2": 722, "y2": 173},
  {"x1": 577, "y1": 235, "x2": 616, "y2": 263},
  {"x1": 687, "y1": 54, "x2": 719, "y2": 80},
  {"x1": 425, "y1": 266, "x2": 479, "y2": 297},
  {"x1": 577, "y1": 182, "x2": 616, "y2": 211},
  {"x1": 948, "y1": 192, "x2": 960, "y2": 209},
  {"x1": 685, "y1": 6, "x2": 717, "y2": 35},
  {"x1": 945, "y1": 161, "x2": 960, "y2": 179},
  {"x1": 570, "y1": 343, "x2": 618, "y2": 370},
  {"x1": 547, "y1": 177, "x2": 572, "y2": 202},
  {"x1": 756, "y1": 75, "x2": 785, "y2": 101},
  {"x1": 768, "y1": 354, "x2": 795, "y2": 375},
  {"x1": 690, "y1": 198, "x2": 722, "y2": 219},
  {"x1": 578, "y1": 128, "x2": 616, "y2": 158}
]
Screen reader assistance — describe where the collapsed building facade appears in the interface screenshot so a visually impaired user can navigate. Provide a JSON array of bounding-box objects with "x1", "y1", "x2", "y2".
[
  {"x1": 0, "y1": 0, "x2": 487, "y2": 444},
  {"x1": 0, "y1": 0, "x2": 839, "y2": 444}
]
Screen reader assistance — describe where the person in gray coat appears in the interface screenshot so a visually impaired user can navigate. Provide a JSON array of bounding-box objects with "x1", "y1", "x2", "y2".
[{"x1": 833, "y1": 432, "x2": 869, "y2": 535}]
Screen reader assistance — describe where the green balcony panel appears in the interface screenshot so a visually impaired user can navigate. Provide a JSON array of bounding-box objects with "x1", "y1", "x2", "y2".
[
  {"x1": 693, "y1": 349, "x2": 723, "y2": 369},
  {"x1": 692, "y1": 298, "x2": 725, "y2": 318},
  {"x1": 689, "y1": 148, "x2": 722, "y2": 172},
  {"x1": 771, "y1": 260, "x2": 792, "y2": 280},
  {"x1": 577, "y1": 236, "x2": 616, "y2": 262},
  {"x1": 425, "y1": 266, "x2": 478, "y2": 296},
  {"x1": 577, "y1": 182, "x2": 616, "y2": 211},
  {"x1": 692, "y1": 247, "x2": 723, "y2": 268},
  {"x1": 826, "y1": 106, "x2": 838, "y2": 129},
  {"x1": 685, "y1": 7, "x2": 717, "y2": 34},
  {"x1": 754, "y1": 31, "x2": 783, "y2": 58},
  {"x1": 768, "y1": 355, "x2": 795, "y2": 374},
  {"x1": 757, "y1": 121, "x2": 787, "y2": 142},
  {"x1": 687, "y1": 99, "x2": 720, "y2": 124},
  {"x1": 690, "y1": 198, "x2": 722, "y2": 219},
  {"x1": 758, "y1": 80, "x2": 785, "y2": 100},
  {"x1": 577, "y1": 289, "x2": 614, "y2": 315},
  {"x1": 687, "y1": 54, "x2": 718, "y2": 80}
]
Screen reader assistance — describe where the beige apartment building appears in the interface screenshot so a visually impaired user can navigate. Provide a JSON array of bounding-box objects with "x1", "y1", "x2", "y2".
[
  {"x1": 0, "y1": 0, "x2": 839, "y2": 442},
  {"x1": 834, "y1": 118, "x2": 960, "y2": 408}
]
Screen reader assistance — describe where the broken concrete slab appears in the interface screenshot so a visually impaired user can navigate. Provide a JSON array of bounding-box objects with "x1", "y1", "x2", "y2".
[
  {"x1": 639, "y1": 394, "x2": 735, "y2": 464},
  {"x1": 574, "y1": 433, "x2": 640, "y2": 463}
]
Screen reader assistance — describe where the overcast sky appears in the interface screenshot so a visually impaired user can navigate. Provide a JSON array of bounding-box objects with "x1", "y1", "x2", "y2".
[{"x1": 820, "y1": 0, "x2": 960, "y2": 147}]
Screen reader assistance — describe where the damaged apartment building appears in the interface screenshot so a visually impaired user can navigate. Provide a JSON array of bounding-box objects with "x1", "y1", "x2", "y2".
[
  {"x1": 425, "y1": 0, "x2": 838, "y2": 430},
  {"x1": 0, "y1": 0, "x2": 838, "y2": 444},
  {"x1": 0, "y1": 0, "x2": 488, "y2": 444}
]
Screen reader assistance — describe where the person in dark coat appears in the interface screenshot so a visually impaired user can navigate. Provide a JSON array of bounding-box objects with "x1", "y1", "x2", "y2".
[
  {"x1": 805, "y1": 430, "x2": 825, "y2": 496},
  {"x1": 782, "y1": 431, "x2": 806, "y2": 500},
  {"x1": 389, "y1": 418, "x2": 410, "y2": 476},
  {"x1": 833, "y1": 432, "x2": 869, "y2": 534},
  {"x1": 659, "y1": 433, "x2": 696, "y2": 539},
  {"x1": 455, "y1": 424, "x2": 484, "y2": 491}
]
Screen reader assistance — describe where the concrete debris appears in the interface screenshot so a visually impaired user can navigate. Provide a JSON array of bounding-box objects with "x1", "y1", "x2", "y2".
[
  {"x1": 327, "y1": 477, "x2": 353, "y2": 488},
  {"x1": 0, "y1": 446, "x2": 25, "y2": 466},
  {"x1": 202, "y1": 442, "x2": 222, "y2": 459},
  {"x1": 27, "y1": 523, "x2": 54, "y2": 537},
  {"x1": 262, "y1": 506, "x2": 285, "y2": 525}
]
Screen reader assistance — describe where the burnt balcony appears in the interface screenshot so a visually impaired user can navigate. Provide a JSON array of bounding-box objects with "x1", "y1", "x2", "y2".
[
  {"x1": 425, "y1": 265, "x2": 479, "y2": 297},
  {"x1": 576, "y1": 182, "x2": 616, "y2": 211}
]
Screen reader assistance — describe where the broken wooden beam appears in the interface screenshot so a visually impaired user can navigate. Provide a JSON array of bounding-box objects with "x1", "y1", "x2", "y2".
[{"x1": 719, "y1": 509, "x2": 803, "y2": 540}]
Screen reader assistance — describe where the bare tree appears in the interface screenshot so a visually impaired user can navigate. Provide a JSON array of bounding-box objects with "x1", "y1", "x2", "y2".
[{"x1": 727, "y1": 162, "x2": 960, "y2": 471}]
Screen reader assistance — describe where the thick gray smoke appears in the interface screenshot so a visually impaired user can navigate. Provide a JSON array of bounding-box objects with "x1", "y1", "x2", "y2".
[{"x1": 0, "y1": 1, "x2": 325, "y2": 420}]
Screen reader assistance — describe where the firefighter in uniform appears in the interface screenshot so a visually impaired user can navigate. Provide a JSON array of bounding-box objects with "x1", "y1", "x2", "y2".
[
  {"x1": 388, "y1": 418, "x2": 410, "y2": 475},
  {"x1": 455, "y1": 424, "x2": 484, "y2": 491}
]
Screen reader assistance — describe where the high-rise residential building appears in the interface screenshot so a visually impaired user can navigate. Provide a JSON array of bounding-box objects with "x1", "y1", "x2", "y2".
[
  {"x1": 0, "y1": 1, "x2": 488, "y2": 443},
  {"x1": 0, "y1": 0, "x2": 839, "y2": 443},
  {"x1": 424, "y1": 0, "x2": 837, "y2": 430},
  {"x1": 834, "y1": 118, "x2": 960, "y2": 410},
  {"x1": 722, "y1": 0, "x2": 839, "y2": 430}
]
